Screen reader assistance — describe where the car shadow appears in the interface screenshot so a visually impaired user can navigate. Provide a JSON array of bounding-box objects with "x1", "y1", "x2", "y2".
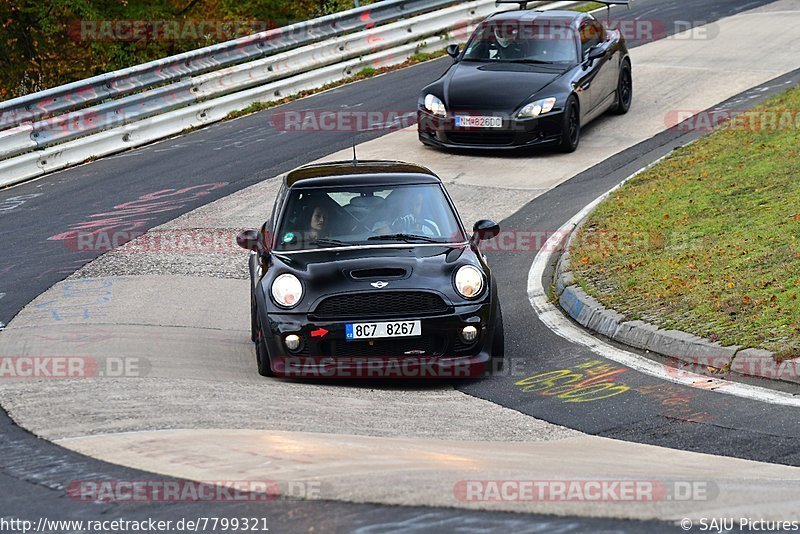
[{"x1": 277, "y1": 375, "x2": 494, "y2": 391}]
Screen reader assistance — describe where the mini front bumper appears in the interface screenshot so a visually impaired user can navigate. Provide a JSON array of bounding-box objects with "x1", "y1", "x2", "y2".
[
  {"x1": 262, "y1": 302, "x2": 497, "y2": 378},
  {"x1": 417, "y1": 109, "x2": 564, "y2": 150}
]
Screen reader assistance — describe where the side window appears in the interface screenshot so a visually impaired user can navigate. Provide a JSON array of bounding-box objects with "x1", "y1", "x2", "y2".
[{"x1": 580, "y1": 21, "x2": 603, "y2": 57}]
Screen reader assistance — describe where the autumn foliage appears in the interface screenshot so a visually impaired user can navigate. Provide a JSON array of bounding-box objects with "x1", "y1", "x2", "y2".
[{"x1": 0, "y1": 0, "x2": 371, "y2": 100}]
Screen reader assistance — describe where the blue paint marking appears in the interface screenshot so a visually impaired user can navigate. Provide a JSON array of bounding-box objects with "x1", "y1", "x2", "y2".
[{"x1": 34, "y1": 279, "x2": 114, "y2": 321}]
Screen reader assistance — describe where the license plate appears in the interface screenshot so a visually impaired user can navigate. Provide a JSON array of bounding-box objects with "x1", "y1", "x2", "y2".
[
  {"x1": 346, "y1": 320, "x2": 421, "y2": 340},
  {"x1": 455, "y1": 115, "x2": 503, "y2": 128}
]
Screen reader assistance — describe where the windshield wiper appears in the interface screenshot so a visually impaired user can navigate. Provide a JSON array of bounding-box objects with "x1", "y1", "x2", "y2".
[
  {"x1": 368, "y1": 233, "x2": 441, "y2": 243},
  {"x1": 506, "y1": 58, "x2": 555, "y2": 64},
  {"x1": 310, "y1": 238, "x2": 350, "y2": 247}
]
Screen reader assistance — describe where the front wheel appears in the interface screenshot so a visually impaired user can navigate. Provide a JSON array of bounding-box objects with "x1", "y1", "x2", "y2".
[
  {"x1": 491, "y1": 303, "x2": 505, "y2": 373},
  {"x1": 613, "y1": 60, "x2": 633, "y2": 115},
  {"x1": 255, "y1": 316, "x2": 274, "y2": 377},
  {"x1": 558, "y1": 96, "x2": 580, "y2": 153},
  {"x1": 250, "y1": 292, "x2": 258, "y2": 342}
]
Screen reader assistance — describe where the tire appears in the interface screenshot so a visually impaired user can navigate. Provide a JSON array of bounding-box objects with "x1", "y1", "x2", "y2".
[
  {"x1": 250, "y1": 292, "x2": 258, "y2": 342},
  {"x1": 255, "y1": 315, "x2": 274, "y2": 377},
  {"x1": 558, "y1": 96, "x2": 580, "y2": 153},
  {"x1": 491, "y1": 303, "x2": 505, "y2": 373},
  {"x1": 613, "y1": 60, "x2": 633, "y2": 115}
]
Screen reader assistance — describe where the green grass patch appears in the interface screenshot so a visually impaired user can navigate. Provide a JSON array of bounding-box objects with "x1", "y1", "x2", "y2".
[
  {"x1": 570, "y1": 86, "x2": 800, "y2": 359},
  {"x1": 572, "y1": 2, "x2": 606, "y2": 13}
]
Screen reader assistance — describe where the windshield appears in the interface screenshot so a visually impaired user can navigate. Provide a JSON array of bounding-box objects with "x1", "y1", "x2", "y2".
[
  {"x1": 274, "y1": 184, "x2": 465, "y2": 251},
  {"x1": 462, "y1": 20, "x2": 578, "y2": 64}
]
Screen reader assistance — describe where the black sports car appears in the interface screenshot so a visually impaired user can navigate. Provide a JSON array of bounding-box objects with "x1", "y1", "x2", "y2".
[
  {"x1": 236, "y1": 160, "x2": 504, "y2": 378},
  {"x1": 418, "y1": 1, "x2": 632, "y2": 152}
]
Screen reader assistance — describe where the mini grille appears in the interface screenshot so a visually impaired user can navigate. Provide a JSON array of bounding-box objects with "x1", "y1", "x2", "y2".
[{"x1": 312, "y1": 292, "x2": 449, "y2": 319}]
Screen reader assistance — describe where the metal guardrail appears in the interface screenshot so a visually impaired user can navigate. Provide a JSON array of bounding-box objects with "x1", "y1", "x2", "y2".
[
  {"x1": 0, "y1": 0, "x2": 459, "y2": 131},
  {"x1": 0, "y1": 0, "x2": 580, "y2": 188}
]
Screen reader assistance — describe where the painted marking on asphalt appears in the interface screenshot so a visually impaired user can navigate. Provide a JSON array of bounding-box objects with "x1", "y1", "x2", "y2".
[
  {"x1": 515, "y1": 360, "x2": 631, "y2": 404},
  {"x1": 0, "y1": 193, "x2": 42, "y2": 213},
  {"x1": 32, "y1": 279, "x2": 113, "y2": 322},
  {"x1": 527, "y1": 162, "x2": 800, "y2": 407}
]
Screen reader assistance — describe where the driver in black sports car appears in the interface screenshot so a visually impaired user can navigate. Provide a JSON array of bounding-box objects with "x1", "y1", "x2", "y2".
[
  {"x1": 466, "y1": 22, "x2": 526, "y2": 61},
  {"x1": 491, "y1": 23, "x2": 525, "y2": 60}
]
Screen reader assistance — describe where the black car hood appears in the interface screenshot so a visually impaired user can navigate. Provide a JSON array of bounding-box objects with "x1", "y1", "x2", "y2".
[
  {"x1": 266, "y1": 245, "x2": 482, "y2": 313},
  {"x1": 443, "y1": 62, "x2": 567, "y2": 112}
]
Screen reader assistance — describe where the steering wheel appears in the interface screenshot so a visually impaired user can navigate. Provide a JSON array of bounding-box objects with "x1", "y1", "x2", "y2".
[
  {"x1": 392, "y1": 215, "x2": 440, "y2": 237},
  {"x1": 417, "y1": 219, "x2": 440, "y2": 237}
]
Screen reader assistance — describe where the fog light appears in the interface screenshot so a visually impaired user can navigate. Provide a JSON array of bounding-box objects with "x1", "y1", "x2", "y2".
[
  {"x1": 285, "y1": 334, "x2": 301, "y2": 351},
  {"x1": 461, "y1": 326, "x2": 478, "y2": 343}
]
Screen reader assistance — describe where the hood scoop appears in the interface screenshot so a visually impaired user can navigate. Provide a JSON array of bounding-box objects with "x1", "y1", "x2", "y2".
[{"x1": 348, "y1": 267, "x2": 408, "y2": 280}]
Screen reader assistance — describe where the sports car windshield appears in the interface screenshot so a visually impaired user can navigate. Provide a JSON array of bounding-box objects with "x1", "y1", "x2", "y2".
[
  {"x1": 462, "y1": 21, "x2": 578, "y2": 64},
  {"x1": 274, "y1": 184, "x2": 465, "y2": 251}
]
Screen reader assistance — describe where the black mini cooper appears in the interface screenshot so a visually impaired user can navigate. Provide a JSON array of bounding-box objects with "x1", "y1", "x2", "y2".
[{"x1": 236, "y1": 160, "x2": 503, "y2": 378}]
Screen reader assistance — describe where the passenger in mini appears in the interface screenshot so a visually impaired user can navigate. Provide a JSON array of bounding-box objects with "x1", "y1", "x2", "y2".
[{"x1": 307, "y1": 205, "x2": 329, "y2": 241}]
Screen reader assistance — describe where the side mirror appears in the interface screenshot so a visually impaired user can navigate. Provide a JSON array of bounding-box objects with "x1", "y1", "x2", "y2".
[
  {"x1": 236, "y1": 229, "x2": 261, "y2": 251},
  {"x1": 446, "y1": 44, "x2": 461, "y2": 60},
  {"x1": 472, "y1": 219, "x2": 500, "y2": 242},
  {"x1": 587, "y1": 45, "x2": 606, "y2": 62}
]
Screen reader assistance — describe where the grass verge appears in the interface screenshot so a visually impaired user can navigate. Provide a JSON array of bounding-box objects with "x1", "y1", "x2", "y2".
[{"x1": 570, "y1": 85, "x2": 800, "y2": 359}]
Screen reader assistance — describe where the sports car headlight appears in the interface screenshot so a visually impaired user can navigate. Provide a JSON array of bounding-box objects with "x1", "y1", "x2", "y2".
[
  {"x1": 424, "y1": 94, "x2": 447, "y2": 117},
  {"x1": 455, "y1": 265, "x2": 484, "y2": 299},
  {"x1": 271, "y1": 273, "x2": 303, "y2": 308},
  {"x1": 518, "y1": 97, "x2": 557, "y2": 118}
]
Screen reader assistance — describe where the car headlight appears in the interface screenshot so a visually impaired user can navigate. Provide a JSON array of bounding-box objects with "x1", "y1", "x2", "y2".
[
  {"x1": 518, "y1": 97, "x2": 557, "y2": 118},
  {"x1": 454, "y1": 265, "x2": 484, "y2": 299},
  {"x1": 271, "y1": 273, "x2": 303, "y2": 308},
  {"x1": 424, "y1": 94, "x2": 447, "y2": 118}
]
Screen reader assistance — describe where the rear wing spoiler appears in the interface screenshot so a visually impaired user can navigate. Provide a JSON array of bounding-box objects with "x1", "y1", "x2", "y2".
[{"x1": 495, "y1": 0, "x2": 630, "y2": 9}]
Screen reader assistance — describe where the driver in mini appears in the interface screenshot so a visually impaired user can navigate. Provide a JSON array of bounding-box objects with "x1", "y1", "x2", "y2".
[{"x1": 375, "y1": 191, "x2": 440, "y2": 236}]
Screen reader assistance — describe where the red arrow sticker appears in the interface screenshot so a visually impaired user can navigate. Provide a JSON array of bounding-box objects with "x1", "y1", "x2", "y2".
[{"x1": 310, "y1": 328, "x2": 328, "y2": 338}]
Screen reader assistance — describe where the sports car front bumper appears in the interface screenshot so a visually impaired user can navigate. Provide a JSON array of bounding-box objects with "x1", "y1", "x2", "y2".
[
  {"x1": 417, "y1": 109, "x2": 564, "y2": 150},
  {"x1": 261, "y1": 302, "x2": 498, "y2": 378}
]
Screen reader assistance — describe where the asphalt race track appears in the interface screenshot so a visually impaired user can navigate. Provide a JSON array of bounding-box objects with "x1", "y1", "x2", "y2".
[
  {"x1": 0, "y1": 0, "x2": 780, "y2": 328},
  {"x1": 1, "y1": 0, "x2": 799, "y2": 531}
]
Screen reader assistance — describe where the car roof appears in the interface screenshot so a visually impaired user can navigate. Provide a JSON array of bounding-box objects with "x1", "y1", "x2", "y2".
[
  {"x1": 285, "y1": 160, "x2": 442, "y2": 188},
  {"x1": 487, "y1": 9, "x2": 587, "y2": 27}
]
